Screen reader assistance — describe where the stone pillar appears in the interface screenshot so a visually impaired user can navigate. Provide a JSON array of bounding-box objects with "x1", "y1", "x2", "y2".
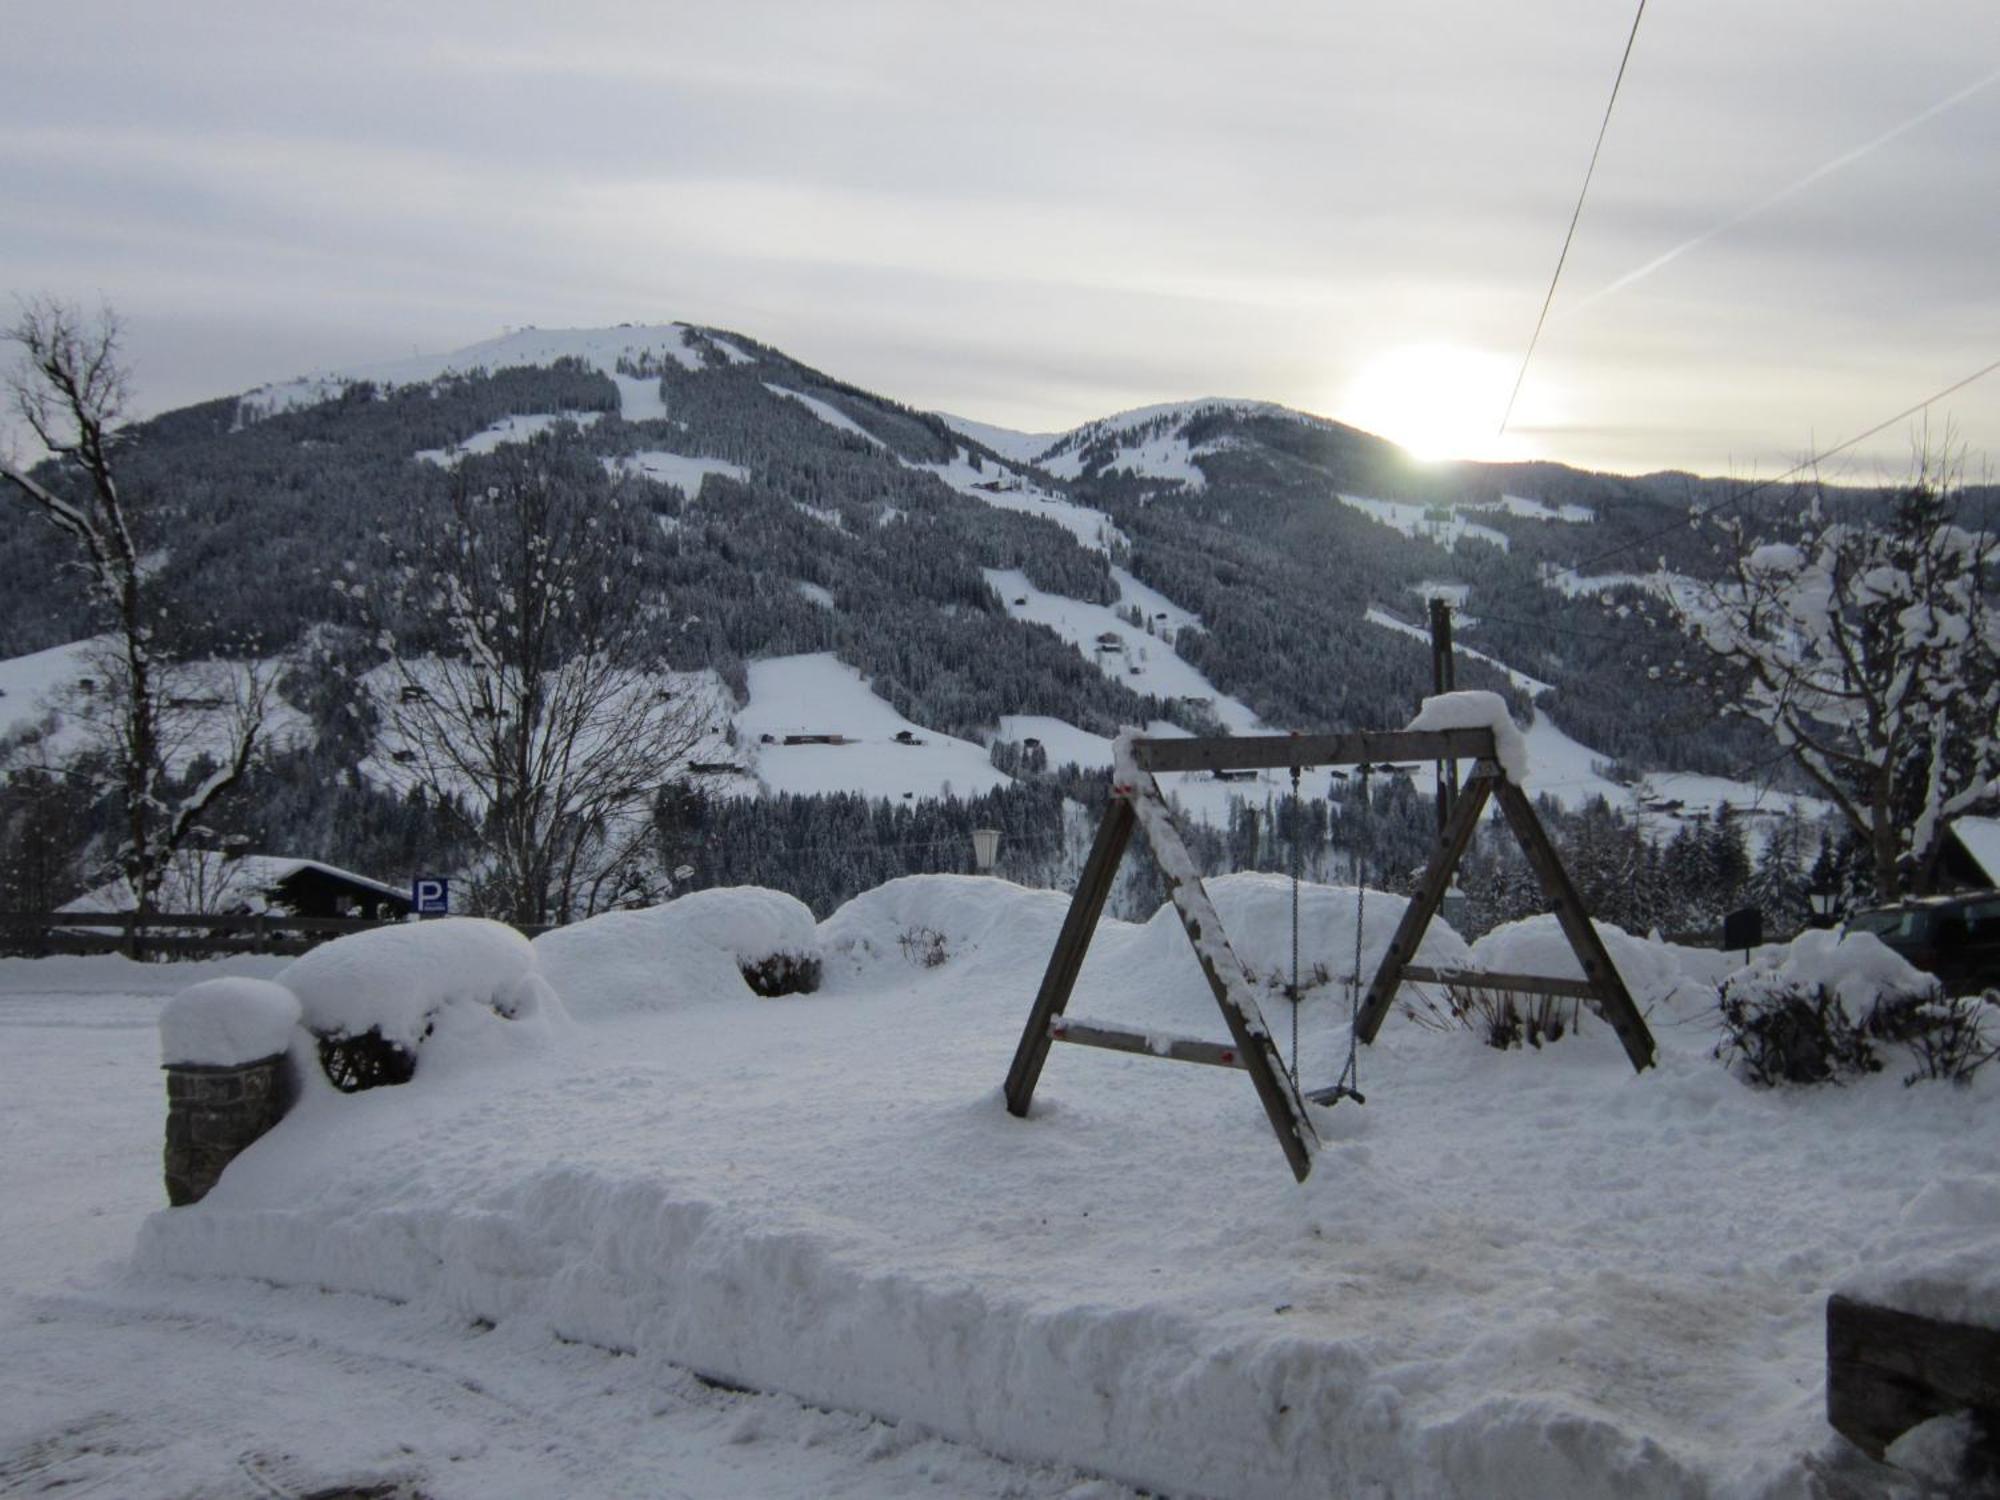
[{"x1": 163, "y1": 1054, "x2": 293, "y2": 1206}]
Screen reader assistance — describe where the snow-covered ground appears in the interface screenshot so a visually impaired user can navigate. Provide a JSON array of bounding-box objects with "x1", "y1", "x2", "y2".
[
  {"x1": 910, "y1": 448, "x2": 1127, "y2": 553},
  {"x1": 0, "y1": 642, "x2": 310, "y2": 770},
  {"x1": 763, "y1": 383, "x2": 885, "y2": 447},
  {"x1": 985, "y1": 567, "x2": 1261, "y2": 732},
  {"x1": 5, "y1": 880, "x2": 1993, "y2": 1498},
  {"x1": 604, "y1": 450, "x2": 750, "y2": 496},
  {"x1": 735, "y1": 653, "x2": 1011, "y2": 802},
  {"x1": 0, "y1": 638, "x2": 96, "y2": 743},
  {"x1": 1334, "y1": 494, "x2": 1512, "y2": 553},
  {"x1": 414, "y1": 409, "x2": 604, "y2": 465},
  {"x1": 240, "y1": 324, "x2": 713, "y2": 422},
  {"x1": 0, "y1": 956, "x2": 1122, "y2": 1500},
  {"x1": 1031, "y1": 399, "x2": 1315, "y2": 488},
  {"x1": 934, "y1": 412, "x2": 1061, "y2": 466},
  {"x1": 1365, "y1": 606, "x2": 1555, "y2": 697}
]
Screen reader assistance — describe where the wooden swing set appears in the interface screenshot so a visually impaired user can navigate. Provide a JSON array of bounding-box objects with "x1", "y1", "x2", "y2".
[{"x1": 1003, "y1": 724, "x2": 1657, "y2": 1182}]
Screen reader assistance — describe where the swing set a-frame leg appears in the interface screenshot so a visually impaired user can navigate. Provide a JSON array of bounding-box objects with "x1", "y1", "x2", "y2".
[{"x1": 1004, "y1": 795, "x2": 1135, "y2": 1117}]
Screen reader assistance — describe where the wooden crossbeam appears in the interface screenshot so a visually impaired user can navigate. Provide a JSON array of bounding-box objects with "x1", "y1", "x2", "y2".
[
  {"x1": 1131, "y1": 728, "x2": 1495, "y2": 775},
  {"x1": 1400, "y1": 966, "x2": 1601, "y2": 1000},
  {"x1": 1049, "y1": 1017, "x2": 1248, "y2": 1069}
]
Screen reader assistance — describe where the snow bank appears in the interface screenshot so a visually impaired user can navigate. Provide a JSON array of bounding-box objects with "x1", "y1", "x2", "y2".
[
  {"x1": 1407, "y1": 689, "x2": 1529, "y2": 783},
  {"x1": 536, "y1": 887, "x2": 820, "y2": 1018},
  {"x1": 159, "y1": 978, "x2": 302, "y2": 1067},
  {"x1": 817, "y1": 874, "x2": 1070, "y2": 990},
  {"x1": 1845, "y1": 1174, "x2": 2000, "y2": 1331},
  {"x1": 114, "y1": 873, "x2": 2000, "y2": 1498},
  {"x1": 1469, "y1": 913, "x2": 1707, "y2": 1015},
  {"x1": 1729, "y1": 926, "x2": 1937, "y2": 1020},
  {"x1": 277, "y1": 918, "x2": 563, "y2": 1058}
]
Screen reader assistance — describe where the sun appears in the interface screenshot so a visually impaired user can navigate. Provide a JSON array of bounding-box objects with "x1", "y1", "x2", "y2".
[{"x1": 1336, "y1": 344, "x2": 1544, "y2": 464}]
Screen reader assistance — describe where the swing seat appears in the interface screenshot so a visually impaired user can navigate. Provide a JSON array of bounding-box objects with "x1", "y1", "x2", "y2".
[{"x1": 1304, "y1": 1083, "x2": 1365, "y2": 1108}]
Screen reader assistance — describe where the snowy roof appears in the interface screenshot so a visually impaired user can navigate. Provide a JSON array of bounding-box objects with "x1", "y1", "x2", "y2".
[
  {"x1": 1950, "y1": 816, "x2": 2000, "y2": 886},
  {"x1": 61, "y1": 853, "x2": 410, "y2": 915}
]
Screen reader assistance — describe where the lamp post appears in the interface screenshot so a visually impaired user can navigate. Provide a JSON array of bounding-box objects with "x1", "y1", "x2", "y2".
[
  {"x1": 972, "y1": 828, "x2": 1002, "y2": 874},
  {"x1": 1808, "y1": 885, "x2": 1840, "y2": 929},
  {"x1": 1440, "y1": 882, "x2": 1469, "y2": 931}
]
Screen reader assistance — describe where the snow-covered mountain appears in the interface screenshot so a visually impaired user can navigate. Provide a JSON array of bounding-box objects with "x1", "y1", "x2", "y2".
[{"x1": 0, "y1": 321, "x2": 1833, "y2": 912}]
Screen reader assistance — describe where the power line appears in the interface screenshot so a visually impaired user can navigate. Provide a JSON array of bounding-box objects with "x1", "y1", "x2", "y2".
[
  {"x1": 1557, "y1": 352, "x2": 2000, "y2": 583},
  {"x1": 1498, "y1": 0, "x2": 1650, "y2": 439}
]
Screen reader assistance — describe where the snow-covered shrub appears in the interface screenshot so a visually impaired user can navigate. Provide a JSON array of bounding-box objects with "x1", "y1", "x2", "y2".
[
  {"x1": 897, "y1": 924, "x2": 949, "y2": 969},
  {"x1": 1715, "y1": 978, "x2": 1883, "y2": 1086},
  {"x1": 817, "y1": 875, "x2": 1068, "y2": 987},
  {"x1": 739, "y1": 950, "x2": 823, "y2": 996},
  {"x1": 1868, "y1": 989, "x2": 1999, "y2": 1087},
  {"x1": 534, "y1": 887, "x2": 820, "y2": 1018},
  {"x1": 1457, "y1": 911, "x2": 1711, "y2": 1050},
  {"x1": 1714, "y1": 928, "x2": 1943, "y2": 1087},
  {"x1": 277, "y1": 917, "x2": 560, "y2": 1091},
  {"x1": 1444, "y1": 980, "x2": 1579, "y2": 1051}
]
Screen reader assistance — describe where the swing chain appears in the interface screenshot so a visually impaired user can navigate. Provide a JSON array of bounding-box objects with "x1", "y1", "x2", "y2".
[{"x1": 1287, "y1": 764, "x2": 1303, "y2": 1088}]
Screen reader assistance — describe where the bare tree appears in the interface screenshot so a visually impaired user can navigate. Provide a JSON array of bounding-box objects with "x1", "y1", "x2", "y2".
[
  {"x1": 1671, "y1": 443, "x2": 2000, "y2": 899},
  {"x1": 1, "y1": 298, "x2": 272, "y2": 930},
  {"x1": 360, "y1": 434, "x2": 718, "y2": 924}
]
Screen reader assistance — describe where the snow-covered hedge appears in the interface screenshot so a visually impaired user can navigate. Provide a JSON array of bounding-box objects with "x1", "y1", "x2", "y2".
[
  {"x1": 1711, "y1": 928, "x2": 1994, "y2": 1087},
  {"x1": 535, "y1": 886, "x2": 821, "y2": 1019},
  {"x1": 159, "y1": 977, "x2": 302, "y2": 1068},
  {"x1": 278, "y1": 917, "x2": 563, "y2": 1089}
]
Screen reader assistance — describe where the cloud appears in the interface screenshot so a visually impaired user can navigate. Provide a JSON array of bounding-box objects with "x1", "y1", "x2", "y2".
[{"x1": 2, "y1": 0, "x2": 1996, "y2": 475}]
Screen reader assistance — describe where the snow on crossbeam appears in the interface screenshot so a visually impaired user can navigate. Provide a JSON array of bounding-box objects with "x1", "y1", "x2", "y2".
[{"x1": 1049, "y1": 1015, "x2": 1247, "y2": 1069}]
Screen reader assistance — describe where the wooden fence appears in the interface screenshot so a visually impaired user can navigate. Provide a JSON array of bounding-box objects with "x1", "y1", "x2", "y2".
[{"x1": 0, "y1": 911, "x2": 552, "y2": 958}]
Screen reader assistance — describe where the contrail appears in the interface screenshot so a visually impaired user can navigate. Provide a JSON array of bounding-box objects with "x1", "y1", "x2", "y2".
[{"x1": 1568, "y1": 61, "x2": 2000, "y2": 314}]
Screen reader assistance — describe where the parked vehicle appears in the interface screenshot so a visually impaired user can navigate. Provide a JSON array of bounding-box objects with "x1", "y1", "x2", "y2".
[{"x1": 1845, "y1": 892, "x2": 2000, "y2": 995}]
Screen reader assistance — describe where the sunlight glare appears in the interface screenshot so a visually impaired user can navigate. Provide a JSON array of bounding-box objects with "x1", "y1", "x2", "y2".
[{"x1": 1336, "y1": 345, "x2": 1546, "y2": 463}]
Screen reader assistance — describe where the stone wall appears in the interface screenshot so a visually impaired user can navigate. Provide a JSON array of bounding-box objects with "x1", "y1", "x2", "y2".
[{"x1": 162, "y1": 1054, "x2": 294, "y2": 1206}]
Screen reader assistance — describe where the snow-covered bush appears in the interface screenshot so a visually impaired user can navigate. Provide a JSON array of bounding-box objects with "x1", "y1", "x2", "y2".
[
  {"x1": 1713, "y1": 928, "x2": 1948, "y2": 1087},
  {"x1": 1869, "y1": 989, "x2": 1999, "y2": 1087},
  {"x1": 277, "y1": 918, "x2": 561, "y2": 1091},
  {"x1": 897, "y1": 924, "x2": 949, "y2": 969},
  {"x1": 1458, "y1": 912, "x2": 1708, "y2": 1050},
  {"x1": 1715, "y1": 977, "x2": 1884, "y2": 1086},
  {"x1": 534, "y1": 886, "x2": 821, "y2": 1018},
  {"x1": 1443, "y1": 979, "x2": 1580, "y2": 1051},
  {"x1": 818, "y1": 875, "x2": 1068, "y2": 987}
]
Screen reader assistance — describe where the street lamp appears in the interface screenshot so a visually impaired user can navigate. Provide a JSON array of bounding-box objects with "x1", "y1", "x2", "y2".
[
  {"x1": 972, "y1": 828, "x2": 1002, "y2": 874},
  {"x1": 1808, "y1": 884, "x2": 1840, "y2": 927},
  {"x1": 1440, "y1": 882, "x2": 1469, "y2": 930}
]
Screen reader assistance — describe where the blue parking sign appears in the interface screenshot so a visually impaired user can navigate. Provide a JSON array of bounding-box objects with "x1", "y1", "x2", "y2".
[{"x1": 413, "y1": 877, "x2": 450, "y2": 915}]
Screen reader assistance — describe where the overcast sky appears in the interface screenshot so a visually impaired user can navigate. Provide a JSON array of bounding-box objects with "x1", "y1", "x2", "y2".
[{"x1": 4, "y1": 1, "x2": 1995, "y2": 477}]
